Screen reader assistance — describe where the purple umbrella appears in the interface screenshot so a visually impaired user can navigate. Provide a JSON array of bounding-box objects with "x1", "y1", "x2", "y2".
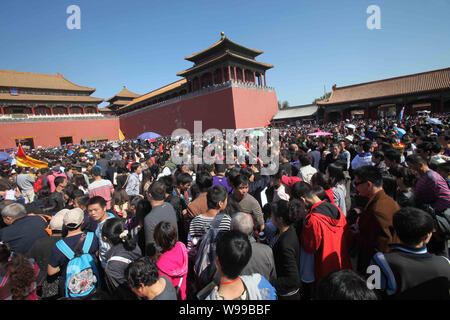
[{"x1": 137, "y1": 132, "x2": 162, "y2": 140}]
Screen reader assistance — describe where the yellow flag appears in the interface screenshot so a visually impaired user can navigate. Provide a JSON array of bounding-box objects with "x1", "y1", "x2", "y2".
[
  {"x1": 16, "y1": 144, "x2": 48, "y2": 169},
  {"x1": 119, "y1": 128, "x2": 125, "y2": 141},
  {"x1": 16, "y1": 157, "x2": 49, "y2": 169}
]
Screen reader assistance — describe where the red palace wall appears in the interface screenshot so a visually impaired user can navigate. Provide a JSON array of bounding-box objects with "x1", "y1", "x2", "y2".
[
  {"x1": 231, "y1": 86, "x2": 278, "y2": 129},
  {"x1": 0, "y1": 87, "x2": 278, "y2": 149},
  {"x1": 119, "y1": 86, "x2": 278, "y2": 138},
  {"x1": 0, "y1": 118, "x2": 119, "y2": 149}
]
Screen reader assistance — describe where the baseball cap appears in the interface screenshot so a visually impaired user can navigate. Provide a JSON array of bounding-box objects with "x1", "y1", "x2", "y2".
[
  {"x1": 63, "y1": 208, "x2": 84, "y2": 229},
  {"x1": 345, "y1": 135, "x2": 354, "y2": 142},
  {"x1": 49, "y1": 209, "x2": 69, "y2": 231}
]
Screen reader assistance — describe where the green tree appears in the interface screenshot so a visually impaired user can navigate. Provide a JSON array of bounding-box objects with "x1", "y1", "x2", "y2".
[
  {"x1": 313, "y1": 92, "x2": 331, "y2": 104},
  {"x1": 278, "y1": 100, "x2": 290, "y2": 109}
]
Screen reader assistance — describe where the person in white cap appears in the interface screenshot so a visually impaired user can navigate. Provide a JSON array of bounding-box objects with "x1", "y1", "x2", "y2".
[
  {"x1": 47, "y1": 208, "x2": 99, "y2": 298},
  {"x1": 27, "y1": 209, "x2": 68, "y2": 299}
]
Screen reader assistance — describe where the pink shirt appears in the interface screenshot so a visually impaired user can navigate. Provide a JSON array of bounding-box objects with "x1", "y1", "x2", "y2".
[
  {"x1": 88, "y1": 179, "x2": 114, "y2": 209},
  {"x1": 47, "y1": 172, "x2": 67, "y2": 193}
]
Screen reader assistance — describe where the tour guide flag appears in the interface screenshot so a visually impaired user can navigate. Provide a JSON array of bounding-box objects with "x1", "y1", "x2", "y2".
[
  {"x1": 119, "y1": 128, "x2": 125, "y2": 141},
  {"x1": 399, "y1": 106, "x2": 405, "y2": 120},
  {"x1": 16, "y1": 144, "x2": 48, "y2": 169}
]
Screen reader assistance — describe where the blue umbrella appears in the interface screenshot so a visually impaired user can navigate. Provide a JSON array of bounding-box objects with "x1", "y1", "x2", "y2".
[
  {"x1": 425, "y1": 117, "x2": 443, "y2": 125},
  {"x1": 0, "y1": 152, "x2": 12, "y2": 162},
  {"x1": 394, "y1": 127, "x2": 406, "y2": 138},
  {"x1": 137, "y1": 132, "x2": 162, "y2": 140}
]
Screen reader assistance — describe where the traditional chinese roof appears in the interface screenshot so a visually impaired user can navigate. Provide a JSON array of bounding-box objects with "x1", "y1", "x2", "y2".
[
  {"x1": 0, "y1": 93, "x2": 103, "y2": 103},
  {"x1": 99, "y1": 106, "x2": 114, "y2": 114},
  {"x1": 177, "y1": 33, "x2": 273, "y2": 78},
  {"x1": 0, "y1": 70, "x2": 96, "y2": 92},
  {"x1": 109, "y1": 100, "x2": 134, "y2": 106},
  {"x1": 106, "y1": 86, "x2": 140, "y2": 102},
  {"x1": 317, "y1": 67, "x2": 450, "y2": 106},
  {"x1": 272, "y1": 104, "x2": 319, "y2": 120},
  {"x1": 118, "y1": 79, "x2": 187, "y2": 111},
  {"x1": 177, "y1": 50, "x2": 273, "y2": 77},
  {"x1": 184, "y1": 32, "x2": 263, "y2": 63}
]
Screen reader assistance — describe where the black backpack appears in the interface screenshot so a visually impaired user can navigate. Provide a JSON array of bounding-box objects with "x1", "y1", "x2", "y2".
[
  {"x1": 193, "y1": 213, "x2": 226, "y2": 290},
  {"x1": 435, "y1": 208, "x2": 450, "y2": 240}
]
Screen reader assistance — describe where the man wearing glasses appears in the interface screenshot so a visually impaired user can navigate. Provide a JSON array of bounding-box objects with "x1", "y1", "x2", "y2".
[{"x1": 350, "y1": 165, "x2": 400, "y2": 274}]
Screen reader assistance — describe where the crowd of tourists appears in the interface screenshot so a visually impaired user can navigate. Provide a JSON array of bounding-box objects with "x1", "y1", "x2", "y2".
[{"x1": 0, "y1": 112, "x2": 449, "y2": 300}]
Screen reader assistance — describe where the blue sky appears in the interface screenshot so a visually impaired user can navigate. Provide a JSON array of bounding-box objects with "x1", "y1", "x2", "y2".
[{"x1": 1, "y1": 0, "x2": 449, "y2": 107}]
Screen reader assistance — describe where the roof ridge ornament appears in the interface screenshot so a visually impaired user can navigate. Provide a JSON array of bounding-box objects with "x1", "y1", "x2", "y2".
[{"x1": 221, "y1": 31, "x2": 225, "y2": 40}]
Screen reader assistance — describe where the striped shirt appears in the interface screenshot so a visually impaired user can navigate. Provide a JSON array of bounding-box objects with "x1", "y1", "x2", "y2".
[
  {"x1": 415, "y1": 170, "x2": 450, "y2": 213},
  {"x1": 187, "y1": 213, "x2": 231, "y2": 252},
  {"x1": 88, "y1": 179, "x2": 114, "y2": 209}
]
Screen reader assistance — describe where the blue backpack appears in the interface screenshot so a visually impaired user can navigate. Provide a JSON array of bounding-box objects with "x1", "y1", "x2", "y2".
[{"x1": 56, "y1": 232, "x2": 100, "y2": 298}]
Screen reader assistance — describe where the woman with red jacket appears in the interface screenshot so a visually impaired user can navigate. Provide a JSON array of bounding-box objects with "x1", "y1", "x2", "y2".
[{"x1": 294, "y1": 182, "x2": 351, "y2": 283}]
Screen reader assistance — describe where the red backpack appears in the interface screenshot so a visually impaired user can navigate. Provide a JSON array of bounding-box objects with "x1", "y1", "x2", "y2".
[
  {"x1": 33, "y1": 176, "x2": 44, "y2": 193},
  {"x1": 33, "y1": 172, "x2": 50, "y2": 193}
]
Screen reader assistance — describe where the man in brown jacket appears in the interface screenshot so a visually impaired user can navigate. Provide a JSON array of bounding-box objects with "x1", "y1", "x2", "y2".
[
  {"x1": 184, "y1": 171, "x2": 213, "y2": 234},
  {"x1": 351, "y1": 165, "x2": 400, "y2": 274}
]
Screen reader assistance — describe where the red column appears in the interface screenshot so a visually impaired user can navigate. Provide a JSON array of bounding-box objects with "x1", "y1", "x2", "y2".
[
  {"x1": 31, "y1": 105, "x2": 35, "y2": 115},
  {"x1": 253, "y1": 71, "x2": 256, "y2": 84},
  {"x1": 227, "y1": 65, "x2": 231, "y2": 81},
  {"x1": 221, "y1": 67, "x2": 225, "y2": 83},
  {"x1": 0, "y1": 106, "x2": 3, "y2": 115},
  {"x1": 324, "y1": 112, "x2": 328, "y2": 124},
  {"x1": 67, "y1": 106, "x2": 70, "y2": 115},
  {"x1": 50, "y1": 106, "x2": 54, "y2": 115},
  {"x1": 96, "y1": 106, "x2": 99, "y2": 114},
  {"x1": 242, "y1": 69, "x2": 246, "y2": 82},
  {"x1": 82, "y1": 105, "x2": 86, "y2": 114},
  {"x1": 264, "y1": 73, "x2": 267, "y2": 87},
  {"x1": 233, "y1": 66, "x2": 236, "y2": 81}
]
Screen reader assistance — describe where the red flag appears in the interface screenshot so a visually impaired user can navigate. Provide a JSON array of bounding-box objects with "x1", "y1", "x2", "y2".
[
  {"x1": 17, "y1": 144, "x2": 27, "y2": 158},
  {"x1": 159, "y1": 144, "x2": 163, "y2": 153}
]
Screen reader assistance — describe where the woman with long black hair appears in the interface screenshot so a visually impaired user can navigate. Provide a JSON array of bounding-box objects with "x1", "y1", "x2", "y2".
[
  {"x1": 270, "y1": 200, "x2": 301, "y2": 300},
  {"x1": 326, "y1": 162, "x2": 348, "y2": 216},
  {"x1": 101, "y1": 218, "x2": 142, "y2": 298}
]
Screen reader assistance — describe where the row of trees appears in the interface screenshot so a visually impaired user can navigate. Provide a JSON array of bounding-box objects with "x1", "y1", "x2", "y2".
[{"x1": 277, "y1": 91, "x2": 331, "y2": 110}]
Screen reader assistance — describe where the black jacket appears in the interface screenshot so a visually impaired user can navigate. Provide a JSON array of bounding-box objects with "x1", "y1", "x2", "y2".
[
  {"x1": 271, "y1": 226, "x2": 301, "y2": 296},
  {"x1": 371, "y1": 245, "x2": 450, "y2": 300},
  {"x1": 47, "y1": 191, "x2": 65, "y2": 213},
  {"x1": 0, "y1": 215, "x2": 48, "y2": 254},
  {"x1": 249, "y1": 174, "x2": 270, "y2": 207}
]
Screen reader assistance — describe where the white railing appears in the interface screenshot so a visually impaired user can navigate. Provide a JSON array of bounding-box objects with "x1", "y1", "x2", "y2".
[{"x1": 0, "y1": 113, "x2": 115, "y2": 122}]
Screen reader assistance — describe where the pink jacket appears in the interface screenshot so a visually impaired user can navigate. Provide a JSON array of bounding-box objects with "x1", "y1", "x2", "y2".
[
  {"x1": 156, "y1": 241, "x2": 188, "y2": 300},
  {"x1": 47, "y1": 171, "x2": 67, "y2": 193}
]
